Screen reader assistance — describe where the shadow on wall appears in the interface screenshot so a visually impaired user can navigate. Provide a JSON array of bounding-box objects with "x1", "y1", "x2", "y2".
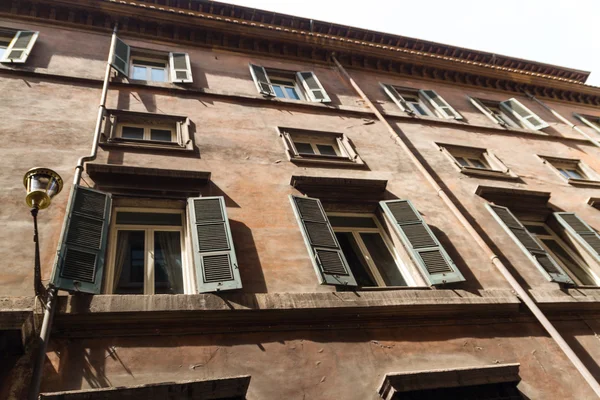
[{"x1": 229, "y1": 220, "x2": 268, "y2": 294}]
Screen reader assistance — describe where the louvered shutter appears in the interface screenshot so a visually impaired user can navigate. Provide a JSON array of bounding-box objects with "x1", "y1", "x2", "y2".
[
  {"x1": 296, "y1": 72, "x2": 331, "y2": 103},
  {"x1": 573, "y1": 113, "x2": 600, "y2": 134},
  {"x1": 380, "y1": 83, "x2": 413, "y2": 114},
  {"x1": 419, "y1": 89, "x2": 463, "y2": 120},
  {"x1": 0, "y1": 31, "x2": 39, "y2": 63},
  {"x1": 289, "y1": 195, "x2": 357, "y2": 286},
  {"x1": 469, "y1": 97, "x2": 506, "y2": 127},
  {"x1": 486, "y1": 204, "x2": 573, "y2": 284},
  {"x1": 380, "y1": 200, "x2": 464, "y2": 285},
  {"x1": 52, "y1": 186, "x2": 112, "y2": 294},
  {"x1": 169, "y1": 52, "x2": 193, "y2": 83},
  {"x1": 499, "y1": 98, "x2": 549, "y2": 130},
  {"x1": 554, "y1": 213, "x2": 600, "y2": 263},
  {"x1": 188, "y1": 197, "x2": 241, "y2": 293},
  {"x1": 111, "y1": 36, "x2": 130, "y2": 76},
  {"x1": 249, "y1": 64, "x2": 275, "y2": 96}
]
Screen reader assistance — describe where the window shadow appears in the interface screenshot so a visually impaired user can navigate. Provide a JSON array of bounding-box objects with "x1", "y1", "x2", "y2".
[{"x1": 228, "y1": 220, "x2": 267, "y2": 294}]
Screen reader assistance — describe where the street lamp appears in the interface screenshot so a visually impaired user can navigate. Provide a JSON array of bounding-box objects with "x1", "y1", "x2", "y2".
[{"x1": 23, "y1": 167, "x2": 63, "y2": 295}]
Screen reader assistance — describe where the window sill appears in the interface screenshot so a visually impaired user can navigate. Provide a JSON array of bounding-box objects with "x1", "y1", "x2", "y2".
[
  {"x1": 460, "y1": 167, "x2": 519, "y2": 180},
  {"x1": 567, "y1": 178, "x2": 600, "y2": 188},
  {"x1": 290, "y1": 156, "x2": 366, "y2": 168},
  {"x1": 351, "y1": 286, "x2": 432, "y2": 291},
  {"x1": 100, "y1": 140, "x2": 193, "y2": 152}
]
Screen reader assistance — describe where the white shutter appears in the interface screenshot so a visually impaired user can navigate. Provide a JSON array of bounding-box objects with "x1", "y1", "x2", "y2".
[
  {"x1": 419, "y1": 89, "x2": 463, "y2": 120},
  {"x1": 554, "y1": 213, "x2": 600, "y2": 263},
  {"x1": 249, "y1": 64, "x2": 275, "y2": 96},
  {"x1": 469, "y1": 97, "x2": 506, "y2": 127},
  {"x1": 500, "y1": 98, "x2": 549, "y2": 130},
  {"x1": 573, "y1": 113, "x2": 600, "y2": 134},
  {"x1": 169, "y1": 52, "x2": 193, "y2": 83},
  {"x1": 111, "y1": 36, "x2": 130, "y2": 76},
  {"x1": 380, "y1": 83, "x2": 413, "y2": 115},
  {"x1": 0, "y1": 31, "x2": 39, "y2": 63},
  {"x1": 296, "y1": 71, "x2": 331, "y2": 103}
]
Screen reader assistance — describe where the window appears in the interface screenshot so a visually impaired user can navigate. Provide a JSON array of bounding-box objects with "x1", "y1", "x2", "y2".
[
  {"x1": 574, "y1": 113, "x2": 600, "y2": 135},
  {"x1": 289, "y1": 196, "x2": 464, "y2": 288},
  {"x1": 0, "y1": 29, "x2": 39, "y2": 64},
  {"x1": 470, "y1": 97, "x2": 548, "y2": 131},
  {"x1": 381, "y1": 83, "x2": 463, "y2": 120},
  {"x1": 106, "y1": 209, "x2": 187, "y2": 295},
  {"x1": 278, "y1": 127, "x2": 364, "y2": 166},
  {"x1": 438, "y1": 143, "x2": 516, "y2": 179},
  {"x1": 51, "y1": 187, "x2": 242, "y2": 294},
  {"x1": 131, "y1": 57, "x2": 168, "y2": 82},
  {"x1": 101, "y1": 109, "x2": 193, "y2": 151},
  {"x1": 540, "y1": 155, "x2": 600, "y2": 185},
  {"x1": 249, "y1": 64, "x2": 331, "y2": 103},
  {"x1": 329, "y1": 214, "x2": 409, "y2": 287}
]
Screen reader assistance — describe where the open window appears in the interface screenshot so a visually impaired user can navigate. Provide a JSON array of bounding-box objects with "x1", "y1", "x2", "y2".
[
  {"x1": 539, "y1": 155, "x2": 600, "y2": 187},
  {"x1": 0, "y1": 29, "x2": 39, "y2": 64},
  {"x1": 381, "y1": 83, "x2": 462, "y2": 120},
  {"x1": 574, "y1": 112, "x2": 600, "y2": 135},
  {"x1": 470, "y1": 96, "x2": 548, "y2": 131},
  {"x1": 249, "y1": 64, "x2": 331, "y2": 103},
  {"x1": 438, "y1": 143, "x2": 517, "y2": 179},
  {"x1": 278, "y1": 127, "x2": 364, "y2": 166}
]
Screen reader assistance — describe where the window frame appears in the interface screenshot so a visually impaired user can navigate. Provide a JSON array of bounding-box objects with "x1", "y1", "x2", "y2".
[
  {"x1": 268, "y1": 75, "x2": 305, "y2": 101},
  {"x1": 328, "y1": 212, "x2": 416, "y2": 288},
  {"x1": 104, "y1": 207, "x2": 195, "y2": 295},
  {"x1": 117, "y1": 122, "x2": 177, "y2": 143},
  {"x1": 437, "y1": 142, "x2": 517, "y2": 179},
  {"x1": 130, "y1": 55, "x2": 169, "y2": 82},
  {"x1": 469, "y1": 97, "x2": 522, "y2": 129},
  {"x1": 539, "y1": 155, "x2": 600, "y2": 186},
  {"x1": 574, "y1": 112, "x2": 600, "y2": 134},
  {"x1": 523, "y1": 221, "x2": 600, "y2": 286}
]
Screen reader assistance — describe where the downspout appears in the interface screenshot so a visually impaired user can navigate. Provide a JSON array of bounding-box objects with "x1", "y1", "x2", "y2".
[
  {"x1": 331, "y1": 54, "x2": 600, "y2": 398},
  {"x1": 524, "y1": 91, "x2": 600, "y2": 149},
  {"x1": 28, "y1": 26, "x2": 118, "y2": 400}
]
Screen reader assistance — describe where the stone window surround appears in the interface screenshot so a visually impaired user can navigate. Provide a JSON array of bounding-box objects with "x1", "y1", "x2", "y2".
[
  {"x1": 538, "y1": 154, "x2": 600, "y2": 188},
  {"x1": 437, "y1": 142, "x2": 519, "y2": 180}
]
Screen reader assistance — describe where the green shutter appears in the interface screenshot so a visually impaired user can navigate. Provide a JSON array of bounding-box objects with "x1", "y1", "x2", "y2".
[
  {"x1": 188, "y1": 197, "x2": 242, "y2": 293},
  {"x1": 487, "y1": 204, "x2": 573, "y2": 284},
  {"x1": 169, "y1": 52, "x2": 193, "y2": 83},
  {"x1": 296, "y1": 72, "x2": 331, "y2": 103},
  {"x1": 419, "y1": 89, "x2": 463, "y2": 120},
  {"x1": 111, "y1": 36, "x2": 130, "y2": 76},
  {"x1": 380, "y1": 83, "x2": 413, "y2": 114},
  {"x1": 499, "y1": 98, "x2": 549, "y2": 130},
  {"x1": 380, "y1": 200, "x2": 465, "y2": 285},
  {"x1": 249, "y1": 64, "x2": 274, "y2": 96},
  {"x1": 554, "y1": 213, "x2": 600, "y2": 263},
  {"x1": 289, "y1": 195, "x2": 357, "y2": 286},
  {"x1": 52, "y1": 186, "x2": 112, "y2": 294},
  {"x1": 0, "y1": 31, "x2": 39, "y2": 63}
]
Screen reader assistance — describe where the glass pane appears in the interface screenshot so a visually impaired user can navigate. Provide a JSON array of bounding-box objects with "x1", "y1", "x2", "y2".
[
  {"x1": 150, "y1": 129, "x2": 172, "y2": 142},
  {"x1": 328, "y1": 216, "x2": 377, "y2": 228},
  {"x1": 151, "y1": 68, "x2": 166, "y2": 82},
  {"x1": 469, "y1": 158, "x2": 487, "y2": 169},
  {"x1": 455, "y1": 157, "x2": 469, "y2": 167},
  {"x1": 272, "y1": 85, "x2": 285, "y2": 98},
  {"x1": 335, "y1": 232, "x2": 376, "y2": 287},
  {"x1": 411, "y1": 103, "x2": 428, "y2": 116},
  {"x1": 285, "y1": 87, "x2": 300, "y2": 100},
  {"x1": 0, "y1": 48, "x2": 5, "y2": 60},
  {"x1": 566, "y1": 169, "x2": 585, "y2": 179},
  {"x1": 360, "y1": 233, "x2": 407, "y2": 286},
  {"x1": 132, "y1": 65, "x2": 147, "y2": 80},
  {"x1": 116, "y1": 212, "x2": 182, "y2": 226},
  {"x1": 558, "y1": 169, "x2": 571, "y2": 179},
  {"x1": 121, "y1": 126, "x2": 144, "y2": 140},
  {"x1": 114, "y1": 231, "x2": 145, "y2": 294},
  {"x1": 316, "y1": 144, "x2": 338, "y2": 156},
  {"x1": 154, "y1": 231, "x2": 184, "y2": 294},
  {"x1": 542, "y1": 239, "x2": 595, "y2": 285},
  {"x1": 294, "y1": 142, "x2": 315, "y2": 155}
]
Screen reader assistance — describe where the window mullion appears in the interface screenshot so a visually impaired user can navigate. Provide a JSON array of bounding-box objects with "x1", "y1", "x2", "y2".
[
  {"x1": 145, "y1": 228, "x2": 154, "y2": 295},
  {"x1": 353, "y1": 232, "x2": 387, "y2": 286}
]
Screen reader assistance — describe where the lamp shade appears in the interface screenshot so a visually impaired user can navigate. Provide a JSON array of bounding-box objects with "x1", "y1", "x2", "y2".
[{"x1": 23, "y1": 167, "x2": 63, "y2": 209}]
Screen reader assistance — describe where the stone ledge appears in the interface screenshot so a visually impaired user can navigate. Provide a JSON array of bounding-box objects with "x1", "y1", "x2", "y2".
[{"x1": 531, "y1": 288, "x2": 600, "y2": 312}]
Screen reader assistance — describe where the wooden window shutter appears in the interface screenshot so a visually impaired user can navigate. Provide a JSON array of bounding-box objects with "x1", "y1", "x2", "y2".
[
  {"x1": 468, "y1": 97, "x2": 507, "y2": 127},
  {"x1": 486, "y1": 204, "x2": 573, "y2": 284},
  {"x1": 499, "y1": 98, "x2": 549, "y2": 130},
  {"x1": 296, "y1": 72, "x2": 331, "y2": 103},
  {"x1": 52, "y1": 186, "x2": 112, "y2": 294},
  {"x1": 380, "y1": 83, "x2": 413, "y2": 114},
  {"x1": 573, "y1": 113, "x2": 600, "y2": 134},
  {"x1": 0, "y1": 31, "x2": 39, "y2": 63},
  {"x1": 289, "y1": 195, "x2": 357, "y2": 286},
  {"x1": 111, "y1": 36, "x2": 130, "y2": 76},
  {"x1": 554, "y1": 213, "x2": 600, "y2": 263},
  {"x1": 419, "y1": 89, "x2": 463, "y2": 120},
  {"x1": 380, "y1": 200, "x2": 465, "y2": 285},
  {"x1": 249, "y1": 64, "x2": 275, "y2": 96},
  {"x1": 188, "y1": 197, "x2": 242, "y2": 293},
  {"x1": 169, "y1": 52, "x2": 193, "y2": 83}
]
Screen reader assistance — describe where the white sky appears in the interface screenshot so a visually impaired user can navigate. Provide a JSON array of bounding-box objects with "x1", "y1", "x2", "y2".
[{"x1": 223, "y1": 0, "x2": 600, "y2": 86}]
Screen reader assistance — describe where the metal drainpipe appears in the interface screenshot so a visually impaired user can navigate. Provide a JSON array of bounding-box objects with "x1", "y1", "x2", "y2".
[
  {"x1": 331, "y1": 54, "x2": 600, "y2": 397},
  {"x1": 28, "y1": 26, "x2": 118, "y2": 400},
  {"x1": 524, "y1": 91, "x2": 600, "y2": 149}
]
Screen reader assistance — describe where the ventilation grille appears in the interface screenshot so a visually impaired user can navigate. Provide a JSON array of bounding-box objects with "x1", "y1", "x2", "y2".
[
  {"x1": 295, "y1": 197, "x2": 326, "y2": 222},
  {"x1": 535, "y1": 254, "x2": 561, "y2": 275},
  {"x1": 402, "y1": 224, "x2": 437, "y2": 249},
  {"x1": 582, "y1": 234, "x2": 600, "y2": 254},
  {"x1": 511, "y1": 228, "x2": 543, "y2": 252},
  {"x1": 73, "y1": 189, "x2": 107, "y2": 219},
  {"x1": 491, "y1": 206, "x2": 521, "y2": 228},
  {"x1": 305, "y1": 221, "x2": 336, "y2": 248},
  {"x1": 316, "y1": 249, "x2": 348, "y2": 276},
  {"x1": 387, "y1": 201, "x2": 420, "y2": 224},
  {"x1": 203, "y1": 254, "x2": 233, "y2": 283},
  {"x1": 419, "y1": 250, "x2": 453, "y2": 275},
  {"x1": 60, "y1": 248, "x2": 96, "y2": 283},
  {"x1": 197, "y1": 223, "x2": 229, "y2": 252},
  {"x1": 561, "y1": 214, "x2": 592, "y2": 232},
  {"x1": 66, "y1": 215, "x2": 103, "y2": 249},
  {"x1": 194, "y1": 199, "x2": 223, "y2": 222}
]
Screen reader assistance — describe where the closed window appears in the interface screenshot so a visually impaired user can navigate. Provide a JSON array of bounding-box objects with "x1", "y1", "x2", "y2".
[
  {"x1": 540, "y1": 155, "x2": 600, "y2": 184},
  {"x1": 118, "y1": 123, "x2": 176, "y2": 142},
  {"x1": 249, "y1": 64, "x2": 331, "y2": 103},
  {"x1": 279, "y1": 127, "x2": 364, "y2": 166},
  {"x1": 381, "y1": 83, "x2": 463, "y2": 120},
  {"x1": 438, "y1": 143, "x2": 515, "y2": 178},
  {"x1": 131, "y1": 57, "x2": 168, "y2": 82}
]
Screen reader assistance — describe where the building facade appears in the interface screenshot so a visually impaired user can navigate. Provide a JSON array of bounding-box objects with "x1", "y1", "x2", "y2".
[{"x1": 1, "y1": 0, "x2": 600, "y2": 399}]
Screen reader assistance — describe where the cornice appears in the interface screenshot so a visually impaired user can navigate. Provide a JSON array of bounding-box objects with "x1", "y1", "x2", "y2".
[{"x1": 2, "y1": 0, "x2": 600, "y2": 106}]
